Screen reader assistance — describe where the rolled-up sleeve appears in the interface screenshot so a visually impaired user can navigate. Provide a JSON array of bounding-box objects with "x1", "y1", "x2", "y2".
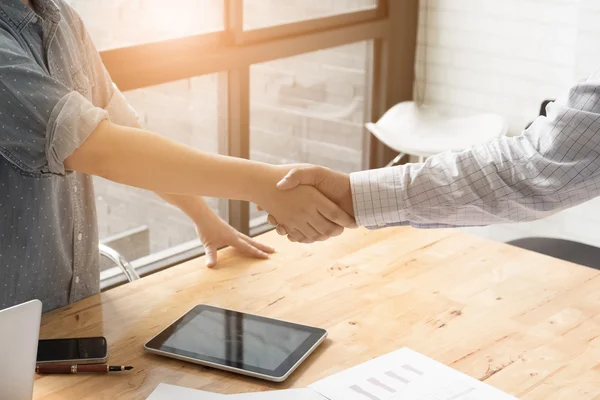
[
  {"x1": 46, "y1": 91, "x2": 108, "y2": 174},
  {"x1": 0, "y1": 31, "x2": 108, "y2": 175},
  {"x1": 103, "y1": 83, "x2": 139, "y2": 127},
  {"x1": 66, "y1": 5, "x2": 139, "y2": 128}
]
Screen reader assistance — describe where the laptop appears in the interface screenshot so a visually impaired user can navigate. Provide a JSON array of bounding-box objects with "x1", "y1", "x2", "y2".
[{"x1": 0, "y1": 300, "x2": 43, "y2": 400}]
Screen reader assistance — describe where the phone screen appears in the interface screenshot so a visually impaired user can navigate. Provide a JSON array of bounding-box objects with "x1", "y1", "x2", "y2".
[{"x1": 37, "y1": 337, "x2": 107, "y2": 363}]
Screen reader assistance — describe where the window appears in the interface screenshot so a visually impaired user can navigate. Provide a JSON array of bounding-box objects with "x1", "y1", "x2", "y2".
[
  {"x1": 95, "y1": 74, "x2": 225, "y2": 271},
  {"x1": 249, "y1": 41, "x2": 371, "y2": 226},
  {"x1": 244, "y1": 0, "x2": 378, "y2": 30},
  {"x1": 69, "y1": 0, "x2": 224, "y2": 50},
  {"x1": 67, "y1": 0, "x2": 396, "y2": 282}
]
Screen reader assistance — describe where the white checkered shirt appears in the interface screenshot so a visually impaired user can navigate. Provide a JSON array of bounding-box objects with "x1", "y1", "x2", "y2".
[{"x1": 350, "y1": 71, "x2": 600, "y2": 229}]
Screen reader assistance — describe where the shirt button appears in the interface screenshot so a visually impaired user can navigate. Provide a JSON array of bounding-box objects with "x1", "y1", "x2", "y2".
[
  {"x1": 75, "y1": 276, "x2": 80, "y2": 284},
  {"x1": 77, "y1": 233, "x2": 83, "y2": 241},
  {"x1": 73, "y1": 186, "x2": 78, "y2": 193}
]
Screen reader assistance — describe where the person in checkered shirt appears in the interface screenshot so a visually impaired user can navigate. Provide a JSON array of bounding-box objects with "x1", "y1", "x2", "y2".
[{"x1": 271, "y1": 69, "x2": 600, "y2": 242}]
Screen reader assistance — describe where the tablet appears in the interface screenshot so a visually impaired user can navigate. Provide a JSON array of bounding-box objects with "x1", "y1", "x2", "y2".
[{"x1": 144, "y1": 305, "x2": 327, "y2": 382}]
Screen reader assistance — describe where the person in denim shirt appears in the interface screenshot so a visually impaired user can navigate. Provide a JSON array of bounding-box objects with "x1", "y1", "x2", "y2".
[{"x1": 0, "y1": 0, "x2": 354, "y2": 312}]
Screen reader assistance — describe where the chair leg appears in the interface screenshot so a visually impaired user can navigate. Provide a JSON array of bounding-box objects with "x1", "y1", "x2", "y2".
[
  {"x1": 386, "y1": 152, "x2": 407, "y2": 167},
  {"x1": 99, "y1": 244, "x2": 141, "y2": 282}
]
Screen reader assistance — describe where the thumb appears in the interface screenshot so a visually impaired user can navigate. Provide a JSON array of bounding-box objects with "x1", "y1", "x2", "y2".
[
  {"x1": 204, "y1": 245, "x2": 218, "y2": 268},
  {"x1": 277, "y1": 167, "x2": 320, "y2": 190}
]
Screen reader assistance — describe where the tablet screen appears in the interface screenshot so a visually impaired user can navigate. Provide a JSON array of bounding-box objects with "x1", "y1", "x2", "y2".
[{"x1": 145, "y1": 305, "x2": 326, "y2": 378}]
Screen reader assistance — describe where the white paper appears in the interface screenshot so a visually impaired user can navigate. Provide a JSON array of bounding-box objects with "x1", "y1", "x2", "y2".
[
  {"x1": 395, "y1": 368, "x2": 519, "y2": 400},
  {"x1": 388, "y1": 349, "x2": 520, "y2": 400},
  {"x1": 148, "y1": 349, "x2": 518, "y2": 400},
  {"x1": 309, "y1": 348, "x2": 518, "y2": 400},
  {"x1": 397, "y1": 378, "x2": 517, "y2": 400},
  {"x1": 147, "y1": 384, "x2": 326, "y2": 400},
  {"x1": 229, "y1": 388, "x2": 326, "y2": 399},
  {"x1": 147, "y1": 383, "x2": 226, "y2": 400}
]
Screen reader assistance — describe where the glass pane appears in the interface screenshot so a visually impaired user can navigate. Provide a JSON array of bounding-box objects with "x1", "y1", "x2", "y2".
[
  {"x1": 69, "y1": 0, "x2": 224, "y2": 50},
  {"x1": 249, "y1": 41, "x2": 370, "y2": 227},
  {"x1": 95, "y1": 74, "x2": 225, "y2": 270},
  {"x1": 244, "y1": 0, "x2": 377, "y2": 30}
]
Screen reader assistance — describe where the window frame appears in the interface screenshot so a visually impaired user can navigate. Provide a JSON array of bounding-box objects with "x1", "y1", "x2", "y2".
[{"x1": 96, "y1": 0, "x2": 419, "y2": 286}]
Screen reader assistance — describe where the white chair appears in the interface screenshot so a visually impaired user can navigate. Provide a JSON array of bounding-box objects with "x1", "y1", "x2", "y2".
[
  {"x1": 366, "y1": 101, "x2": 508, "y2": 165},
  {"x1": 99, "y1": 244, "x2": 140, "y2": 282}
]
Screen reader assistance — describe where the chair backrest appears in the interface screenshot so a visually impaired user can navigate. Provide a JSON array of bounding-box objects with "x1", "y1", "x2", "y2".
[
  {"x1": 539, "y1": 99, "x2": 554, "y2": 117},
  {"x1": 507, "y1": 237, "x2": 600, "y2": 270},
  {"x1": 526, "y1": 99, "x2": 555, "y2": 129}
]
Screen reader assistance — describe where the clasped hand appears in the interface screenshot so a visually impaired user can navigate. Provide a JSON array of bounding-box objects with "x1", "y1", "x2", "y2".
[{"x1": 256, "y1": 165, "x2": 356, "y2": 243}]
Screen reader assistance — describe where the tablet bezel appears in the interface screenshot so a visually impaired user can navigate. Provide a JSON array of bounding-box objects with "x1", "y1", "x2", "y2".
[{"x1": 143, "y1": 304, "x2": 327, "y2": 382}]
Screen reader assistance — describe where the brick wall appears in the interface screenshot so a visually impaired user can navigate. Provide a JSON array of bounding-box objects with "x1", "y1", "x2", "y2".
[
  {"x1": 576, "y1": 0, "x2": 600, "y2": 79},
  {"x1": 418, "y1": 0, "x2": 600, "y2": 247},
  {"x1": 250, "y1": 42, "x2": 368, "y2": 171},
  {"x1": 416, "y1": 0, "x2": 581, "y2": 135}
]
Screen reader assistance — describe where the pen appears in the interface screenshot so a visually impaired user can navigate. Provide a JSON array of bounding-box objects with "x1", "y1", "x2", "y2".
[{"x1": 36, "y1": 364, "x2": 134, "y2": 374}]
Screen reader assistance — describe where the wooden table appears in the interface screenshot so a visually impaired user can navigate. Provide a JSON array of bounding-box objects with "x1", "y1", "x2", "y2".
[{"x1": 33, "y1": 227, "x2": 600, "y2": 399}]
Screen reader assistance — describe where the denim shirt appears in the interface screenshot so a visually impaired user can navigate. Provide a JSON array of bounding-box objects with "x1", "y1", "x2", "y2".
[{"x1": 0, "y1": 0, "x2": 138, "y2": 312}]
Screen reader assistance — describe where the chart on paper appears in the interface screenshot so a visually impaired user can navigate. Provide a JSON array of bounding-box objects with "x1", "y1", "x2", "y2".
[
  {"x1": 390, "y1": 367, "x2": 519, "y2": 400},
  {"x1": 309, "y1": 348, "x2": 518, "y2": 400},
  {"x1": 345, "y1": 362, "x2": 425, "y2": 400},
  {"x1": 309, "y1": 348, "x2": 433, "y2": 400}
]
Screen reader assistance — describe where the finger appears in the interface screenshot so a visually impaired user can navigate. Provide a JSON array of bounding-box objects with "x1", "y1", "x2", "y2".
[
  {"x1": 308, "y1": 221, "x2": 337, "y2": 241},
  {"x1": 287, "y1": 229, "x2": 307, "y2": 243},
  {"x1": 205, "y1": 245, "x2": 218, "y2": 268},
  {"x1": 277, "y1": 166, "x2": 322, "y2": 191},
  {"x1": 304, "y1": 196, "x2": 347, "y2": 238},
  {"x1": 295, "y1": 222, "x2": 322, "y2": 244},
  {"x1": 234, "y1": 238, "x2": 269, "y2": 259},
  {"x1": 267, "y1": 214, "x2": 278, "y2": 226},
  {"x1": 316, "y1": 198, "x2": 356, "y2": 229},
  {"x1": 239, "y1": 234, "x2": 275, "y2": 254},
  {"x1": 307, "y1": 214, "x2": 344, "y2": 239},
  {"x1": 276, "y1": 225, "x2": 289, "y2": 235}
]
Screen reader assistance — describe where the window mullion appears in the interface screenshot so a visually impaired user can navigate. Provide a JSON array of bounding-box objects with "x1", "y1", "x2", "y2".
[
  {"x1": 225, "y1": 68, "x2": 251, "y2": 235},
  {"x1": 225, "y1": 0, "x2": 243, "y2": 42}
]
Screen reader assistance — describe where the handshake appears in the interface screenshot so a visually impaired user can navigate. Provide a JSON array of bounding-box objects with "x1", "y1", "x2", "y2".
[{"x1": 254, "y1": 165, "x2": 357, "y2": 243}]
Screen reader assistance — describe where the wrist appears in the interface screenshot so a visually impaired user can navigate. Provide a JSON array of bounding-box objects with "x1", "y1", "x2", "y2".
[
  {"x1": 248, "y1": 164, "x2": 290, "y2": 206},
  {"x1": 339, "y1": 173, "x2": 355, "y2": 218},
  {"x1": 175, "y1": 196, "x2": 216, "y2": 226},
  {"x1": 190, "y1": 200, "x2": 217, "y2": 225}
]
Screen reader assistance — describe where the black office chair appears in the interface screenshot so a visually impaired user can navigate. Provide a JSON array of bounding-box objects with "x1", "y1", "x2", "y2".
[
  {"x1": 524, "y1": 99, "x2": 554, "y2": 129},
  {"x1": 507, "y1": 100, "x2": 600, "y2": 270},
  {"x1": 506, "y1": 238, "x2": 600, "y2": 270}
]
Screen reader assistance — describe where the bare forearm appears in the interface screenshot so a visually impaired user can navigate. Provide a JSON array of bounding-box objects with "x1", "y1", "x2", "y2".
[
  {"x1": 65, "y1": 120, "x2": 284, "y2": 203},
  {"x1": 64, "y1": 121, "x2": 356, "y2": 240},
  {"x1": 157, "y1": 192, "x2": 212, "y2": 223}
]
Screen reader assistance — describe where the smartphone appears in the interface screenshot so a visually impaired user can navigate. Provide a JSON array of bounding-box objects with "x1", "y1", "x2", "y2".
[{"x1": 36, "y1": 337, "x2": 108, "y2": 365}]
